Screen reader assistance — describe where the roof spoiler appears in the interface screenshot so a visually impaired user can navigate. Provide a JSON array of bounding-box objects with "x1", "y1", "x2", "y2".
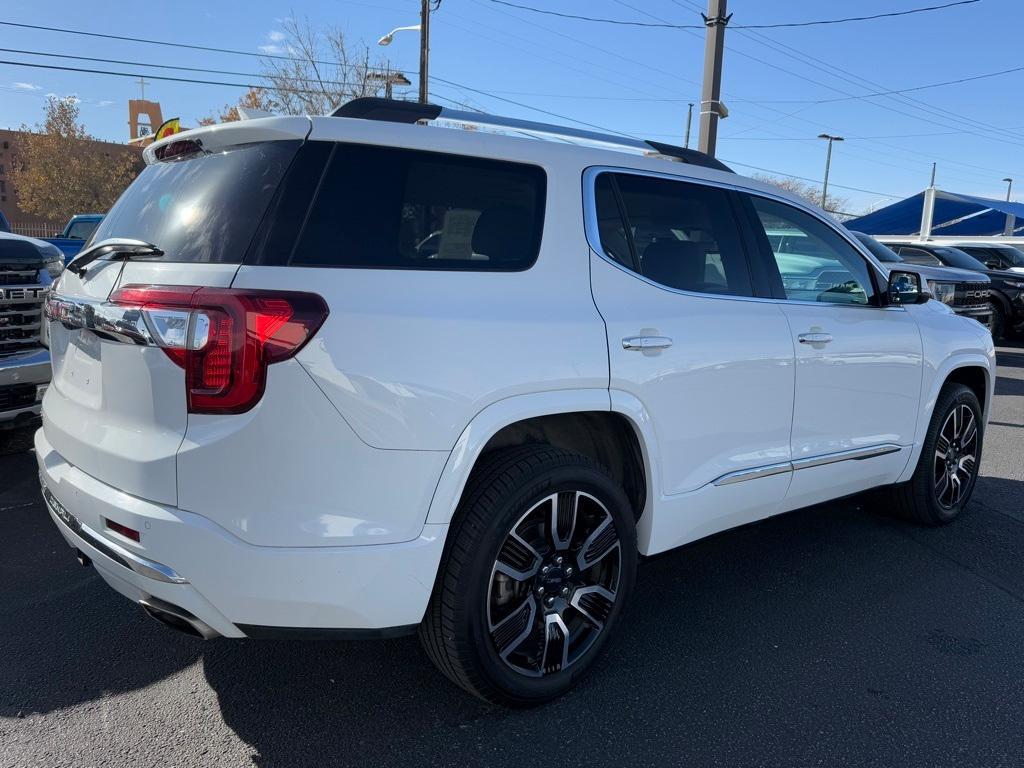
[{"x1": 331, "y1": 97, "x2": 733, "y2": 173}]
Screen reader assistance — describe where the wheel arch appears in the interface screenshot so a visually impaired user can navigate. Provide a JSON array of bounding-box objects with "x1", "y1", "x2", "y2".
[
  {"x1": 897, "y1": 353, "x2": 994, "y2": 484},
  {"x1": 425, "y1": 390, "x2": 653, "y2": 528}
]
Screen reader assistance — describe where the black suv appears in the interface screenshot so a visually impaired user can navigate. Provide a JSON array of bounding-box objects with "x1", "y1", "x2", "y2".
[
  {"x1": 851, "y1": 233, "x2": 992, "y2": 330},
  {"x1": 880, "y1": 240, "x2": 1024, "y2": 340},
  {"x1": 953, "y1": 242, "x2": 1024, "y2": 274}
]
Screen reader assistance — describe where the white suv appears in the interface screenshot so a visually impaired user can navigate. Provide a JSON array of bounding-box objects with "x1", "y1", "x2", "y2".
[{"x1": 39, "y1": 99, "x2": 995, "y2": 705}]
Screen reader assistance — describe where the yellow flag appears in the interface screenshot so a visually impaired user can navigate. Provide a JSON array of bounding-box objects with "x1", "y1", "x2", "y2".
[{"x1": 153, "y1": 118, "x2": 182, "y2": 141}]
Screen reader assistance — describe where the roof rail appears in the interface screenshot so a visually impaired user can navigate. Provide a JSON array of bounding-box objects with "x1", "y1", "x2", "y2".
[{"x1": 331, "y1": 97, "x2": 732, "y2": 173}]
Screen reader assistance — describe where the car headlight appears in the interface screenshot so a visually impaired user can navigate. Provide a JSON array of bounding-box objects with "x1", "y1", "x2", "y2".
[{"x1": 929, "y1": 281, "x2": 957, "y2": 305}]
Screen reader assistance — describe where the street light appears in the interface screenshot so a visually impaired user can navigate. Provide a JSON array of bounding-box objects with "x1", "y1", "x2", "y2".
[
  {"x1": 1003, "y1": 177, "x2": 1013, "y2": 201},
  {"x1": 377, "y1": 25, "x2": 420, "y2": 46},
  {"x1": 818, "y1": 133, "x2": 844, "y2": 209},
  {"x1": 378, "y1": 1, "x2": 438, "y2": 104}
]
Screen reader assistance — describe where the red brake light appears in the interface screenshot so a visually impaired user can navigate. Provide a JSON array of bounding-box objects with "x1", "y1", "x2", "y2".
[{"x1": 109, "y1": 285, "x2": 329, "y2": 414}]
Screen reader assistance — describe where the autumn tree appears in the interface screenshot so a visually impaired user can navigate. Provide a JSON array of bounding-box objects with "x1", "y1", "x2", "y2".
[
  {"x1": 10, "y1": 96, "x2": 142, "y2": 226},
  {"x1": 752, "y1": 174, "x2": 851, "y2": 219},
  {"x1": 197, "y1": 17, "x2": 392, "y2": 125}
]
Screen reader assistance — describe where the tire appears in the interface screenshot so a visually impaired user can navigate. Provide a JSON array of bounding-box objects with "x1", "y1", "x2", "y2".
[
  {"x1": 886, "y1": 383, "x2": 982, "y2": 525},
  {"x1": 419, "y1": 445, "x2": 638, "y2": 706},
  {"x1": 989, "y1": 302, "x2": 1005, "y2": 342}
]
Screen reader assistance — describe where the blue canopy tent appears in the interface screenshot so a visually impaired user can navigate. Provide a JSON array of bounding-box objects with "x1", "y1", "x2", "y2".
[{"x1": 847, "y1": 190, "x2": 1024, "y2": 236}]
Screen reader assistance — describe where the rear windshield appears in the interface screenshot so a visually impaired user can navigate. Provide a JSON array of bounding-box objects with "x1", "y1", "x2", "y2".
[{"x1": 91, "y1": 141, "x2": 298, "y2": 263}]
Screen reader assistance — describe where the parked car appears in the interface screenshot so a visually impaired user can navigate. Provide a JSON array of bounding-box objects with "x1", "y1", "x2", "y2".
[
  {"x1": 850, "y1": 232, "x2": 993, "y2": 331},
  {"x1": 950, "y1": 242, "x2": 1024, "y2": 275},
  {"x1": 880, "y1": 240, "x2": 1024, "y2": 339},
  {"x1": 0, "y1": 209, "x2": 10, "y2": 233},
  {"x1": 39, "y1": 98, "x2": 995, "y2": 705},
  {"x1": 0, "y1": 231, "x2": 61, "y2": 450},
  {"x1": 43, "y1": 213, "x2": 104, "y2": 261}
]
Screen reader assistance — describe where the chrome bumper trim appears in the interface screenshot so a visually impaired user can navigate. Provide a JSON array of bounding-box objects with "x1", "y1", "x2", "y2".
[
  {"x1": 42, "y1": 485, "x2": 188, "y2": 584},
  {"x1": 713, "y1": 444, "x2": 903, "y2": 487}
]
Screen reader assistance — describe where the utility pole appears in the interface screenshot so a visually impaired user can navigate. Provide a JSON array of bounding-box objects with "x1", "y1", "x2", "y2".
[
  {"x1": 419, "y1": 0, "x2": 432, "y2": 104},
  {"x1": 698, "y1": 0, "x2": 730, "y2": 157},
  {"x1": 818, "y1": 133, "x2": 844, "y2": 208},
  {"x1": 137, "y1": 76, "x2": 149, "y2": 101},
  {"x1": 930, "y1": 162, "x2": 937, "y2": 187},
  {"x1": 684, "y1": 103, "x2": 694, "y2": 148}
]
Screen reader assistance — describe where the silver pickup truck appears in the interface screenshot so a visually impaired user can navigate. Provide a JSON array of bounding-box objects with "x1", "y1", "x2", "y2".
[{"x1": 0, "y1": 231, "x2": 62, "y2": 450}]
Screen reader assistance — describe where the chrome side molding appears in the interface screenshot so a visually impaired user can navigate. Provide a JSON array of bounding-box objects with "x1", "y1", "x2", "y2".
[{"x1": 713, "y1": 444, "x2": 903, "y2": 487}]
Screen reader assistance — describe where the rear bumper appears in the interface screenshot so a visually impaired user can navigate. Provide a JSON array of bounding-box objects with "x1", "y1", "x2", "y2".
[{"x1": 36, "y1": 429, "x2": 448, "y2": 638}]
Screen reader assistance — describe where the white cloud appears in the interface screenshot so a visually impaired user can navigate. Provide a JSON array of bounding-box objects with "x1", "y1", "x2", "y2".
[
  {"x1": 97, "y1": 100, "x2": 114, "y2": 107},
  {"x1": 267, "y1": 30, "x2": 286, "y2": 42},
  {"x1": 258, "y1": 43, "x2": 285, "y2": 54},
  {"x1": 12, "y1": 82, "x2": 41, "y2": 91},
  {"x1": 258, "y1": 29, "x2": 289, "y2": 54}
]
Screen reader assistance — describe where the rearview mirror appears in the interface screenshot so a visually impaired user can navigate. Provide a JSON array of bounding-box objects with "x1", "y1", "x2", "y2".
[{"x1": 888, "y1": 270, "x2": 929, "y2": 305}]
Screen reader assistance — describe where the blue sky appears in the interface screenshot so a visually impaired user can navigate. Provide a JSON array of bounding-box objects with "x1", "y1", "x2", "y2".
[{"x1": 2, "y1": 0, "x2": 1023, "y2": 213}]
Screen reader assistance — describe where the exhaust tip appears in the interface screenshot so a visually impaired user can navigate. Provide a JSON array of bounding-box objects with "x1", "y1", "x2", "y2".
[
  {"x1": 75, "y1": 549, "x2": 92, "y2": 568},
  {"x1": 139, "y1": 596, "x2": 220, "y2": 640}
]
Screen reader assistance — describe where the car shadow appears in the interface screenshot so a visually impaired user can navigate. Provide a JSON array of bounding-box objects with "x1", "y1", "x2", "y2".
[
  {"x1": 203, "y1": 485, "x2": 1024, "y2": 767},
  {"x1": 0, "y1": 451, "x2": 204, "y2": 718}
]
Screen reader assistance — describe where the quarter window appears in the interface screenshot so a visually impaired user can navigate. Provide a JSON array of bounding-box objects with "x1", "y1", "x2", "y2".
[
  {"x1": 593, "y1": 172, "x2": 753, "y2": 296},
  {"x1": 749, "y1": 196, "x2": 876, "y2": 305},
  {"x1": 292, "y1": 144, "x2": 546, "y2": 270}
]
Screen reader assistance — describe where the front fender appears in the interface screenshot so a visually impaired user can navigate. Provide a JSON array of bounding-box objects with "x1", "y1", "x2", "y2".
[{"x1": 896, "y1": 347, "x2": 995, "y2": 483}]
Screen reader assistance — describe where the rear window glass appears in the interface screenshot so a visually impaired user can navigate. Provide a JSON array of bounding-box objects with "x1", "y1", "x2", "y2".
[
  {"x1": 91, "y1": 141, "x2": 299, "y2": 263},
  {"x1": 290, "y1": 144, "x2": 546, "y2": 270}
]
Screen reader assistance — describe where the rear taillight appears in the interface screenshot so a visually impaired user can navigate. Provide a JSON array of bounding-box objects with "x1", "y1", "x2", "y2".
[{"x1": 109, "y1": 285, "x2": 329, "y2": 414}]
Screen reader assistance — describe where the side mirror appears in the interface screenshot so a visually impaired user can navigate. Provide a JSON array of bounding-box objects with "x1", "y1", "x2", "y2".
[{"x1": 888, "y1": 270, "x2": 929, "y2": 305}]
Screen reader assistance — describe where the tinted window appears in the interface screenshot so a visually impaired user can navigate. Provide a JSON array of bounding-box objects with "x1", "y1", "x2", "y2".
[
  {"x1": 895, "y1": 247, "x2": 942, "y2": 266},
  {"x1": 594, "y1": 172, "x2": 752, "y2": 296},
  {"x1": 92, "y1": 141, "x2": 298, "y2": 263},
  {"x1": 292, "y1": 144, "x2": 545, "y2": 270},
  {"x1": 851, "y1": 231, "x2": 901, "y2": 263},
  {"x1": 931, "y1": 247, "x2": 988, "y2": 271},
  {"x1": 749, "y1": 196, "x2": 875, "y2": 305},
  {"x1": 65, "y1": 219, "x2": 99, "y2": 240}
]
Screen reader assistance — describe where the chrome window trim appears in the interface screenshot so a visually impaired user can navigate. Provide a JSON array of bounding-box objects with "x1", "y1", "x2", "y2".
[
  {"x1": 42, "y1": 484, "x2": 188, "y2": 584},
  {"x1": 711, "y1": 443, "x2": 904, "y2": 487},
  {"x1": 580, "y1": 165, "x2": 902, "y2": 311}
]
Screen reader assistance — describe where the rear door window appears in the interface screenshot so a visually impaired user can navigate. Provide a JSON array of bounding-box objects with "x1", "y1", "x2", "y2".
[
  {"x1": 92, "y1": 141, "x2": 299, "y2": 263},
  {"x1": 291, "y1": 144, "x2": 546, "y2": 271},
  {"x1": 593, "y1": 172, "x2": 754, "y2": 296}
]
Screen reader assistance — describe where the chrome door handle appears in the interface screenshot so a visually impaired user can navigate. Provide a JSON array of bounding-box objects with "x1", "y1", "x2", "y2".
[
  {"x1": 798, "y1": 332, "x2": 833, "y2": 345},
  {"x1": 622, "y1": 336, "x2": 673, "y2": 351}
]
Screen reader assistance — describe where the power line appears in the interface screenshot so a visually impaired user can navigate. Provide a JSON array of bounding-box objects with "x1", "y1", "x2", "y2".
[
  {"x1": 723, "y1": 159, "x2": 902, "y2": 198},
  {"x1": 0, "y1": 19, "x2": 340, "y2": 67},
  {"x1": 486, "y1": 0, "x2": 979, "y2": 29},
  {"x1": 0, "y1": 47, "x2": 380, "y2": 90}
]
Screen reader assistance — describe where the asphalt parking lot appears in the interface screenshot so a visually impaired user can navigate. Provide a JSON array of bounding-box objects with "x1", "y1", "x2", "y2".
[{"x1": 2, "y1": 342, "x2": 1022, "y2": 768}]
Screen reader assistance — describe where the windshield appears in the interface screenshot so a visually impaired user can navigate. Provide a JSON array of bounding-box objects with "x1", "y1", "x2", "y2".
[
  {"x1": 932, "y1": 247, "x2": 988, "y2": 271},
  {"x1": 91, "y1": 141, "x2": 298, "y2": 263},
  {"x1": 851, "y1": 231, "x2": 901, "y2": 263}
]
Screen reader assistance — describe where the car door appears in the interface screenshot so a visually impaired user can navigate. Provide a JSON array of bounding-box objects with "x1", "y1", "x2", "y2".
[
  {"x1": 586, "y1": 169, "x2": 796, "y2": 553},
  {"x1": 740, "y1": 193, "x2": 923, "y2": 510}
]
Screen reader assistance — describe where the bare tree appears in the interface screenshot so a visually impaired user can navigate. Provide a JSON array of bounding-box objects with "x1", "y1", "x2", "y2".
[
  {"x1": 198, "y1": 17, "x2": 393, "y2": 124},
  {"x1": 753, "y1": 174, "x2": 851, "y2": 219}
]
